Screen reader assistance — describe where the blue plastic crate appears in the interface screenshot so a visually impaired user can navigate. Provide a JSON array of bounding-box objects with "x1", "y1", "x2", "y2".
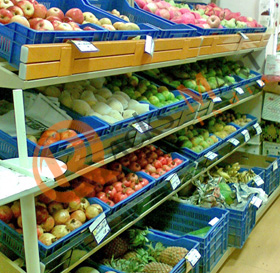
[
  {"x1": 226, "y1": 194, "x2": 257, "y2": 248},
  {"x1": 145, "y1": 201, "x2": 229, "y2": 273},
  {"x1": 264, "y1": 160, "x2": 280, "y2": 196},
  {"x1": 238, "y1": 167, "x2": 265, "y2": 191},
  {"x1": 0, "y1": 116, "x2": 108, "y2": 159},
  {"x1": 97, "y1": 171, "x2": 156, "y2": 215},
  {"x1": 0, "y1": 198, "x2": 109, "y2": 259},
  {"x1": 94, "y1": 231, "x2": 200, "y2": 273},
  {"x1": 231, "y1": 114, "x2": 258, "y2": 130},
  {"x1": 85, "y1": 0, "x2": 197, "y2": 38},
  {"x1": 236, "y1": 70, "x2": 262, "y2": 85}
]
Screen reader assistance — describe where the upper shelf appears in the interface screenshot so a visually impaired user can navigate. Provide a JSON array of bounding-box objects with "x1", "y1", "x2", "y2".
[{"x1": 0, "y1": 33, "x2": 270, "y2": 89}]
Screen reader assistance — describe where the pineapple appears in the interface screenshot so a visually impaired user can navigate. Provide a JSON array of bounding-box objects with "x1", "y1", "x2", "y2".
[
  {"x1": 143, "y1": 262, "x2": 172, "y2": 273},
  {"x1": 102, "y1": 236, "x2": 129, "y2": 258},
  {"x1": 122, "y1": 251, "x2": 138, "y2": 260},
  {"x1": 159, "y1": 246, "x2": 189, "y2": 267},
  {"x1": 104, "y1": 256, "x2": 144, "y2": 272}
]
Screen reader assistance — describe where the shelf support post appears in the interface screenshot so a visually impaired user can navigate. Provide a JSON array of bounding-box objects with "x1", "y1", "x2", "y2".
[{"x1": 13, "y1": 89, "x2": 41, "y2": 273}]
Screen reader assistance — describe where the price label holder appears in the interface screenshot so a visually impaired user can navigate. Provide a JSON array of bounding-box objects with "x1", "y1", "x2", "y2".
[
  {"x1": 241, "y1": 129, "x2": 250, "y2": 142},
  {"x1": 253, "y1": 123, "x2": 262, "y2": 135},
  {"x1": 132, "y1": 121, "x2": 152, "y2": 134},
  {"x1": 212, "y1": 97, "x2": 222, "y2": 103},
  {"x1": 227, "y1": 138, "x2": 240, "y2": 147},
  {"x1": 167, "y1": 173, "x2": 181, "y2": 190},
  {"x1": 69, "y1": 40, "x2": 99, "y2": 53},
  {"x1": 251, "y1": 196, "x2": 262, "y2": 208},
  {"x1": 238, "y1": 32, "x2": 249, "y2": 40},
  {"x1": 257, "y1": 80, "x2": 265, "y2": 88},
  {"x1": 254, "y1": 175, "x2": 264, "y2": 186},
  {"x1": 273, "y1": 160, "x2": 278, "y2": 171},
  {"x1": 204, "y1": 151, "x2": 218, "y2": 161},
  {"x1": 145, "y1": 35, "x2": 154, "y2": 57},
  {"x1": 235, "y1": 87, "x2": 244, "y2": 95},
  {"x1": 89, "y1": 212, "x2": 110, "y2": 245},
  {"x1": 208, "y1": 217, "x2": 219, "y2": 226},
  {"x1": 185, "y1": 248, "x2": 201, "y2": 267}
]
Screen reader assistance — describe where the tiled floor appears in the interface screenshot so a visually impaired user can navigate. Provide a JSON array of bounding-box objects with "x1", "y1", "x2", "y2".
[{"x1": 217, "y1": 195, "x2": 280, "y2": 273}]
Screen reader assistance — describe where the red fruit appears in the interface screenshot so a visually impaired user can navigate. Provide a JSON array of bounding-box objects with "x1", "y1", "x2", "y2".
[
  {"x1": 38, "y1": 193, "x2": 53, "y2": 204},
  {"x1": 158, "y1": 156, "x2": 167, "y2": 165},
  {"x1": 36, "y1": 205, "x2": 49, "y2": 225},
  {"x1": 139, "y1": 177, "x2": 149, "y2": 187},
  {"x1": 169, "y1": 161, "x2": 177, "y2": 169},
  {"x1": 129, "y1": 162, "x2": 141, "y2": 172},
  {"x1": 162, "y1": 165, "x2": 172, "y2": 172},
  {"x1": 48, "y1": 201, "x2": 63, "y2": 215},
  {"x1": 147, "y1": 157, "x2": 154, "y2": 164},
  {"x1": 119, "y1": 157, "x2": 130, "y2": 167},
  {"x1": 164, "y1": 153, "x2": 172, "y2": 159},
  {"x1": 128, "y1": 152, "x2": 137, "y2": 162},
  {"x1": 0, "y1": 205, "x2": 13, "y2": 224},
  {"x1": 65, "y1": 8, "x2": 84, "y2": 24},
  {"x1": 37, "y1": 137, "x2": 58, "y2": 146},
  {"x1": 126, "y1": 173, "x2": 139, "y2": 183},
  {"x1": 146, "y1": 152, "x2": 158, "y2": 160},
  {"x1": 145, "y1": 164, "x2": 157, "y2": 174},
  {"x1": 174, "y1": 158, "x2": 183, "y2": 165},
  {"x1": 113, "y1": 192, "x2": 128, "y2": 203},
  {"x1": 139, "y1": 158, "x2": 148, "y2": 168},
  {"x1": 109, "y1": 162, "x2": 122, "y2": 172},
  {"x1": 131, "y1": 181, "x2": 143, "y2": 191},
  {"x1": 41, "y1": 215, "x2": 55, "y2": 232},
  {"x1": 155, "y1": 148, "x2": 164, "y2": 156},
  {"x1": 117, "y1": 172, "x2": 125, "y2": 180},
  {"x1": 104, "y1": 185, "x2": 117, "y2": 199},
  {"x1": 154, "y1": 160, "x2": 162, "y2": 169},
  {"x1": 113, "y1": 182, "x2": 126, "y2": 192},
  {"x1": 96, "y1": 192, "x2": 109, "y2": 203},
  {"x1": 124, "y1": 187, "x2": 135, "y2": 196},
  {"x1": 151, "y1": 173, "x2": 160, "y2": 179},
  {"x1": 106, "y1": 200, "x2": 115, "y2": 207},
  {"x1": 135, "y1": 150, "x2": 146, "y2": 159},
  {"x1": 147, "y1": 144, "x2": 156, "y2": 152},
  {"x1": 94, "y1": 183, "x2": 103, "y2": 193},
  {"x1": 41, "y1": 130, "x2": 60, "y2": 141},
  {"x1": 11, "y1": 201, "x2": 21, "y2": 218},
  {"x1": 122, "y1": 178, "x2": 131, "y2": 188}
]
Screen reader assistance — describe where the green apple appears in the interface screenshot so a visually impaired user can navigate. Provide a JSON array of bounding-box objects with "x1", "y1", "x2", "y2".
[
  {"x1": 157, "y1": 86, "x2": 169, "y2": 93},
  {"x1": 155, "y1": 93, "x2": 166, "y2": 103},
  {"x1": 149, "y1": 96, "x2": 160, "y2": 105}
]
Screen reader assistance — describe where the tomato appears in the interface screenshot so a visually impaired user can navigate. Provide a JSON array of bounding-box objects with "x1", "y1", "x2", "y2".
[
  {"x1": 41, "y1": 130, "x2": 60, "y2": 141},
  {"x1": 139, "y1": 178, "x2": 149, "y2": 187},
  {"x1": 37, "y1": 137, "x2": 58, "y2": 146},
  {"x1": 114, "y1": 192, "x2": 128, "y2": 203},
  {"x1": 128, "y1": 152, "x2": 137, "y2": 162},
  {"x1": 122, "y1": 178, "x2": 131, "y2": 188},
  {"x1": 158, "y1": 156, "x2": 167, "y2": 165},
  {"x1": 104, "y1": 185, "x2": 117, "y2": 199},
  {"x1": 136, "y1": 151, "x2": 146, "y2": 159},
  {"x1": 113, "y1": 182, "x2": 126, "y2": 192},
  {"x1": 162, "y1": 165, "x2": 172, "y2": 172},
  {"x1": 129, "y1": 162, "x2": 141, "y2": 172},
  {"x1": 174, "y1": 158, "x2": 183, "y2": 165},
  {"x1": 96, "y1": 192, "x2": 109, "y2": 203},
  {"x1": 125, "y1": 187, "x2": 135, "y2": 196},
  {"x1": 139, "y1": 158, "x2": 148, "y2": 168},
  {"x1": 153, "y1": 160, "x2": 162, "y2": 169},
  {"x1": 164, "y1": 153, "x2": 172, "y2": 159},
  {"x1": 147, "y1": 145, "x2": 156, "y2": 152},
  {"x1": 119, "y1": 157, "x2": 130, "y2": 167},
  {"x1": 109, "y1": 162, "x2": 122, "y2": 172},
  {"x1": 151, "y1": 173, "x2": 160, "y2": 179},
  {"x1": 146, "y1": 152, "x2": 158, "y2": 161},
  {"x1": 131, "y1": 181, "x2": 143, "y2": 191},
  {"x1": 117, "y1": 172, "x2": 125, "y2": 180},
  {"x1": 106, "y1": 200, "x2": 115, "y2": 207},
  {"x1": 126, "y1": 173, "x2": 138, "y2": 182},
  {"x1": 155, "y1": 148, "x2": 164, "y2": 157},
  {"x1": 169, "y1": 161, "x2": 177, "y2": 169},
  {"x1": 156, "y1": 168, "x2": 166, "y2": 176},
  {"x1": 145, "y1": 164, "x2": 156, "y2": 174},
  {"x1": 94, "y1": 183, "x2": 103, "y2": 193}
]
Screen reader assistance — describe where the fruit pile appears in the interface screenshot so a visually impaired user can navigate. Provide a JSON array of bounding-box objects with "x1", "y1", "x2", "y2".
[
  {"x1": 205, "y1": 117, "x2": 237, "y2": 139},
  {"x1": 145, "y1": 58, "x2": 241, "y2": 94},
  {"x1": 104, "y1": 74, "x2": 185, "y2": 108},
  {"x1": 0, "y1": 0, "x2": 140, "y2": 32},
  {"x1": 0, "y1": 196, "x2": 103, "y2": 246},
  {"x1": 135, "y1": 0, "x2": 262, "y2": 30},
  {"x1": 97, "y1": 228, "x2": 190, "y2": 273}
]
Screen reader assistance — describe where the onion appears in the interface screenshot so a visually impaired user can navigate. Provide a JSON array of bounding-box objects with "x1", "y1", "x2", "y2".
[
  {"x1": 79, "y1": 198, "x2": 90, "y2": 211},
  {"x1": 51, "y1": 225, "x2": 70, "y2": 239},
  {"x1": 66, "y1": 218, "x2": 83, "y2": 231},
  {"x1": 48, "y1": 201, "x2": 64, "y2": 215},
  {"x1": 41, "y1": 215, "x2": 55, "y2": 232},
  {"x1": 91, "y1": 204, "x2": 103, "y2": 214},
  {"x1": 39, "y1": 233, "x2": 57, "y2": 246},
  {"x1": 68, "y1": 197, "x2": 81, "y2": 212},
  {"x1": 53, "y1": 209, "x2": 70, "y2": 225},
  {"x1": 70, "y1": 210, "x2": 86, "y2": 223},
  {"x1": 85, "y1": 205, "x2": 100, "y2": 220}
]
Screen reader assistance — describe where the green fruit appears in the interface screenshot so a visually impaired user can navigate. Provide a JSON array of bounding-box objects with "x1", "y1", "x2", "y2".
[
  {"x1": 186, "y1": 131, "x2": 194, "y2": 139},
  {"x1": 218, "y1": 182, "x2": 235, "y2": 205},
  {"x1": 206, "y1": 137, "x2": 214, "y2": 146},
  {"x1": 183, "y1": 80, "x2": 197, "y2": 90},
  {"x1": 157, "y1": 86, "x2": 169, "y2": 93},
  {"x1": 168, "y1": 92, "x2": 175, "y2": 100},
  {"x1": 170, "y1": 80, "x2": 181, "y2": 87},
  {"x1": 191, "y1": 145, "x2": 204, "y2": 153},
  {"x1": 182, "y1": 140, "x2": 193, "y2": 149},
  {"x1": 143, "y1": 91, "x2": 153, "y2": 98},
  {"x1": 134, "y1": 91, "x2": 141, "y2": 99},
  {"x1": 149, "y1": 96, "x2": 160, "y2": 105},
  {"x1": 112, "y1": 86, "x2": 120, "y2": 92},
  {"x1": 194, "y1": 85, "x2": 206, "y2": 93},
  {"x1": 191, "y1": 137, "x2": 203, "y2": 146},
  {"x1": 200, "y1": 141, "x2": 209, "y2": 149},
  {"x1": 176, "y1": 95, "x2": 184, "y2": 101},
  {"x1": 155, "y1": 93, "x2": 166, "y2": 103},
  {"x1": 148, "y1": 84, "x2": 158, "y2": 95},
  {"x1": 162, "y1": 90, "x2": 171, "y2": 100}
]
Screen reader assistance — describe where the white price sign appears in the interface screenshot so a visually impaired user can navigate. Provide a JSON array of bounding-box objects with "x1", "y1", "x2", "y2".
[
  {"x1": 241, "y1": 129, "x2": 250, "y2": 142},
  {"x1": 251, "y1": 196, "x2": 262, "y2": 208},
  {"x1": 208, "y1": 217, "x2": 219, "y2": 226},
  {"x1": 167, "y1": 173, "x2": 181, "y2": 190},
  {"x1": 132, "y1": 121, "x2": 152, "y2": 134},
  {"x1": 273, "y1": 161, "x2": 278, "y2": 171},
  {"x1": 235, "y1": 87, "x2": 244, "y2": 94},
  {"x1": 257, "y1": 80, "x2": 265, "y2": 88},
  {"x1": 145, "y1": 35, "x2": 155, "y2": 56},
  {"x1": 212, "y1": 97, "x2": 222, "y2": 103},
  {"x1": 227, "y1": 138, "x2": 240, "y2": 146},
  {"x1": 204, "y1": 151, "x2": 218, "y2": 161},
  {"x1": 254, "y1": 175, "x2": 264, "y2": 186},
  {"x1": 70, "y1": 40, "x2": 99, "y2": 52},
  {"x1": 185, "y1": 248, "x2": 201, "y2": 267},
  {"x1": 89, "y1": 212, "x2": 110, "y2": 244},
  {"x1": 253, "y1": 123, "x2": 262, "y2": 135}
]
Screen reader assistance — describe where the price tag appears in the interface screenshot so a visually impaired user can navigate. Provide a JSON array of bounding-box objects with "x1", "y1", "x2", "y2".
[
  {"x1": 238, "y1": 32, "x2": 249, "y2": 40},
  {"x1": 204, "y1": 151, "x2": 218, "y2": 160},
  {"x1": 253, "y1": 123, "x2": 262, "y2": 135},
  {"x1": 89, "y1": 212, "x2": 110, "y2": 244},
  {"x1": 241, "y1": 129, "x2": 250, "y2": 142},
  {"x1": 212, "y1": 97, "x2": 222, "y2": 103},
  {"x1": 167, "y1": 173, "x2": 181, "y2": 190},
  {"x1": 227, "y1": 138, "x2": 240, "y2": 146},
  {"x1": 185, "y1": 249, "x2": 201, "y2": 267},
  {"x1": 145, "y1": 35, "x2": 155, "y2": 56},
  {"x1": 257, "y1": 80, "x2": 265, "y2": 88},
  {"x1": 254, "y1": 175, "x2": 264, "y2": 186},
  {"x1": 251, "y1": 196, "x2": 262, "y2": 208},
  {"x1": 273, "y1": 161, "x2": 278, "y2": 171},
  {"x1": 208, "y1": 217, "x2": 219, "y2": 226},
  {"x1": 132, "y1": 121, "x2": 152, "y2": 134},
  {"x1": 235, "y1": 87, "x2": 244, "y2": 94},
  {"x1": 70, "y1": 40, "x2": 99, "y2": 52}
]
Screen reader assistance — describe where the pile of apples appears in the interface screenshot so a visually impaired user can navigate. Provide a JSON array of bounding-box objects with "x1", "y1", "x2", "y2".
[
  {"x1": 0, "y1": 0, "x2": 140, "y2": 32},
  {"x1": 27, "y1": 128, "x2": 83, "y2": 147},
  {"x1": 0, "y1": 196, "x2": 103, "y2": 246}
]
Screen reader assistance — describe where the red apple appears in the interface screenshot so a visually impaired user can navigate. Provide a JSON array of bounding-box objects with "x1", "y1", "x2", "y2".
[
  {"x1": 60, "y1": 129, "x2": 77, "y2": 140},
  {"x1": 83, "y1": 26, "x2": 96, "y2": 31},
  {"x1": 46, "y1": 15, "x2": 62, "y2": 22},
  {"x1": 41, "y1": 130, "x2": 60, "y2": 141},
  {"x1": 54, "y1": 21, "x2": 73, "y2": 31},
  {"x1": 37, "y1": 225, "x2": 44, "y2": 238},
  {"x1": 83, "y1": 11, "x2": 97, "y2": 23},
  {"x1": 16, "y1": 0, "x2": 34, "y2": 19},
  {"x1": 36, "y1": 205, "x2": 49, "y2": 224},
  {"x1": 0, "y1": 8, "x2": 13, "y2": 24},
  {"x1": 28, "y1": 0, "x2": 38, "y2": 4},
  {"x1": 11, "y1": 0, "x2": 20, "y2": 4},
  {"x1": 7, "y1": 5, "x2": 23, "y2": 16},
  {"x1": 37, "y1": 136, "x2": 58, "y2": 146},
  {"x1": 206, "y1": 15, "x2": 220, "y2": 28},
  {"x1": 65, "y1": 8, "x2": 83, "y2": 24},
  {"x1": 32, "y1": 3, "x2": 46, "y2": 18},
  {"x1": 0, "y1": 205, "x2": 13, "y2": 223},
  {"x1": 9, "y1": 14, "x2": 29, "y2": 27},
  {"x1": 33, "y1": 19, "x2": 54, "y2": 30},
  {"x1": 11, "y1": 201, "x2": 21, "y2": 218},
  {"x1": 68, "y1": 21, "x2": 79, "y2": 29},
  {"x1": 62, "y1": 16, "x2": 73, "y2": 23},
  {"x1": 46, "y1": 7, "x2": 64, "y2": 20},
  {"x1": 0, "y1": 0, "x2": 13, "y2": 9},
  {"x1": 28, "y1": 17, "x2": 40, "y2": 28}
]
